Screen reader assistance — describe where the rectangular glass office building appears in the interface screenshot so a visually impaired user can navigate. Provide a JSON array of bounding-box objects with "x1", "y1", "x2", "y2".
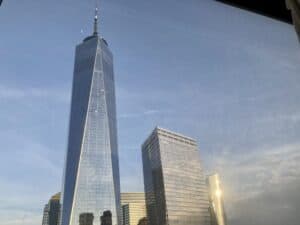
[{"x1": 142, "y1": 127, "x2": 210, "y2": 225}]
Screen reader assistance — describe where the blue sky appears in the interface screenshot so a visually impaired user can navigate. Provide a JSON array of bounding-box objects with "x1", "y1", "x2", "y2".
[{"x1": 0, "y1": 1, "x2": 300, "y2": 225}]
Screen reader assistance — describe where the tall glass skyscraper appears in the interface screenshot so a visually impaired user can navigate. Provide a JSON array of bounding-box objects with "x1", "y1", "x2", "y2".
[
  {"x1": 60, "y1": 10, "x2": 121, "y2": 225},
  {"x1": 142, "y1": 127, "x2": 211, "y2": 225}
]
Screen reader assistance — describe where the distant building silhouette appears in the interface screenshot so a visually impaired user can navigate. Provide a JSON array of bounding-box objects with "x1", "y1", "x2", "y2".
[
  {"x1": 42, "y1": 193, "x2": 61, "y2": 225},
  {"x1": 137, "y1": 217, "x2": 148, "y2": 225},
  {"x1": 121, "y1": 193, "x2": 146, "y2": 225},
  {"x1": 207, "y1": 174, "x2": 228, "y2": 225},
  {"x1": 142, "y1": 127, "x2": 210, "y2": 225},
  {"x1": 101, "y1": 211, "x2": 112, "y2": 225},
  {"x1": 79, "y1": 213, "x2": 94, "y2": 225}
]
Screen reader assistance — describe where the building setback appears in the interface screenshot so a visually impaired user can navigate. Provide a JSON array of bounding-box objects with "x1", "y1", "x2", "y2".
[
  {"x1": 141, "y1": 127, "x2": 211, "y2": 225},
  {"x1": 60, "y1": 8, "x2": 121, "y2": 225},
  {"x1": 121, "y1": 193, "x2": 147, "y2": 225}
]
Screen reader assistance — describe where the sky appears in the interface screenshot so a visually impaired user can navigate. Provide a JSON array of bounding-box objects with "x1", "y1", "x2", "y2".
[{"x1": 0, "y1": 0, "x2": 300, "y2": 225}]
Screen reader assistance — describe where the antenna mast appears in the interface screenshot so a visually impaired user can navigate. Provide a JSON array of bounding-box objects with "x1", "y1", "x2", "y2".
[{"x1": 93, "y1": 0, "x2": 99, "y2": 35}]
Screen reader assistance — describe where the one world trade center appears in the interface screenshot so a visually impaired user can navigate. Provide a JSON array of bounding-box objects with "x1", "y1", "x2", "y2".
[{"x1": 60, "y1": 7, "x2": 121, "y2": 225}]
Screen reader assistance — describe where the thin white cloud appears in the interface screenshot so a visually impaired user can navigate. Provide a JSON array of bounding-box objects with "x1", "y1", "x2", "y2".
[
  {"x1": 0, "y1": 131, "x2": 63, "y2": 225},
  {"x1": 208, "y1": 142, "x2": 300, "y2": 220},
  {"x1": 0, "y1": 85, "x2": 70, "y2": 103},
  {"x1": 118, "y1": 109, "x2": 164, "y2": 119},
  {"x1": 1, "y1": 211, "x2": 41, "y2": 225},
  {"x1": 0, "y1": 131, "x2": 63, "y2": 177},
  {"x1": 257, "y1": 112, "x2": 300, "y2": 123}
]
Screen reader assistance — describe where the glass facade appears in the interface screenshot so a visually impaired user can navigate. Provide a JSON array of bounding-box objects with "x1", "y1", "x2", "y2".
[
  {"x1": 142, "y1": 127, "x2": 210, "y2": 225},
  {"x1": 207, "y1": 174, "x2": 227, "y2": 225},
  {"x1": 42, "y1": 193, "x2": 61, "y2": 225},
  {"x1": 61, "y1": 34, "x2": 121, "y2": 225},
  {"x1": 42, "y1": 204, "x2": 50, "y2": 225}
]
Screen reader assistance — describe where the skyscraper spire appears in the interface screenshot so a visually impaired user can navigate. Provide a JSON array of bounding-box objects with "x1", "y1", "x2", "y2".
[{"x1": 93, "y1": 6, "x2": 98, "y2": 36}]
